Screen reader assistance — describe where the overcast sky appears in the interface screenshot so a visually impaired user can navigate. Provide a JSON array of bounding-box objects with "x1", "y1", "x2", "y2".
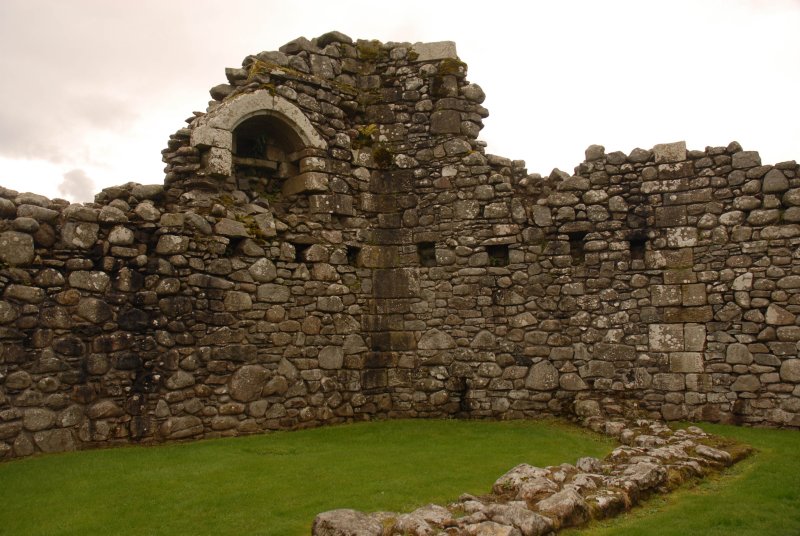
[{"x1": 0, "y1": 0, "x2": 798, "y2": 202}]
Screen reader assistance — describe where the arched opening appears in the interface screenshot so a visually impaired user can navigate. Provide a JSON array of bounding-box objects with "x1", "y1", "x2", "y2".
[{"x1": 232, "y1": 114, "x2": 303, "y2": 198}]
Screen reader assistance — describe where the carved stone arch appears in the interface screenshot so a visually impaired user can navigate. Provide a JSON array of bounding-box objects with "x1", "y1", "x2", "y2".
[{"x1": 189, "y1": 90, "x2": 329, "y2": 196}]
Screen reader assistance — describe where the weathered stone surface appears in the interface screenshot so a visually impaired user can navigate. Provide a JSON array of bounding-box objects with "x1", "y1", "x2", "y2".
[
  {"x1": 76, "y1": 298, "x2": 113, "y2": 323},
  {"x1": 418, "y1": 328, "x2": 455, "y2": 350},
  {"x1": 726, "y1": 343, "x2": 753, "y2": 365},
  {"x1": 731, "y1": 375, "x2": 761, "y2": 392},
  {"x1": 165, "y1": 371, "x2": 195, "y2": 390},
  {"x1": 5, "y1": 370, "x2": 32, "y2": 389},
  {"x1": 766, "y1": 304, "x2": 795, "y2": 326},
  {"x1": 68, "y1": 271, "x2": 110, "y2": 292},
  {"x1": 61, "y1": 222, "x2": 99, "y2": 248},
  {"x1": 229, "y1": 365, "x2": 269, "y2": 402},
  {"x1": 156, "y1": 234, "x2": 189, "y2": 254},
  {"x1": 23, "y1": 408, "x2": 56, "y2": 431},
  {"x1": 312, "y1": 509, "x2": 383, "y2": 536},
  {"x1": 653, "y1": 141, "x2": 686, "y2": 163},
  {"x1": 0, "y1": 231, "x2": 34, "y2": 265},
  {"x1": 485, "y1": 504, "x2": 553, "y2": 536},
  {"x1": 525, "y1": 361, "x2": 559, "y2": 391},
  {"x1": 248, "y1": 258, "x2": 277, "y2": 282},
  {"x1": 87, "y1": 400, "x2": 124, "y2": 419},
  {"x1": 732, "y1": 151, "x2": 761, "y2": 169},
  {"x1": 536, "y1": 487, "x2": 590, "y2": 529},
  {"x1": 411, "y1": 41, "x2": 457, "y2": 61},
  {"x1": 159, "y1": 416, "x2": 203, "y2": 440},
  {"x1": 649, "y1": 324, "x2": 683, "y2": 352},
  {"x1": 763, "y1": 168, "x2": 789, "y2": 193},
  {"x1": 780, "y1": 359, "x2": 800, "y2": 382},
  {"x1": 224, "y1": 291, "x2": 253, "y2": 312},
  {"x1": 33, "y1": 429, "x2": 75, "y2": 453}
]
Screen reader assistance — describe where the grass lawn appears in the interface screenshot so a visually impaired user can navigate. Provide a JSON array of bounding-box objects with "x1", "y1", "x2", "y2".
[
  {"x1": 0, "y1": 419, "x2": 613, "y2": 535},
  {"x1": 564, "y1": 423, "x2": 800, "y2": 536}
]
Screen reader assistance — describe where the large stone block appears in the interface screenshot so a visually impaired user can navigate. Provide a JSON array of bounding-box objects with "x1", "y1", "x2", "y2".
[
  {"x1": 159, "y1": 416, "x2": 203, "y2": 440},
  {"x1": 318, "y1": 346, "x2": 344, "y2": 369},
  {"x1": 411, "y1": 41, "x2": 458, "y2": 62},
  {"x1": 684, "y1": 324, "x2": 706, "y2": 351},
  {"x1": 229, "y1": 365, "x2": 270, "y2": 402},
  {"x1": 653, "y1": 373, "x2": 685, "y2": 391},
  {"x1": 373, "y1": 268, "x2": 419, "y2": 298},
  {"x1": 283, "y1": 172, "x2": 329, "y2": 196},
  {"x1": 766, "y1": 304, "x2": 795, "y2": 326},
  {"x1": 430, "y1": 109, "x2": 461, "y2": 134},
  {"x1": 652, "y1": 285, "x2": 681, "y2": 306},
  {"x1": 33, "y1": 429, "x2": 75, "y2": 453},
  {"x1": 653, "y1": 141, "x2": 686, "y2": 163},
  {"x1": 593, "y1": 343, "x2": 636, "y2": 361},
  {"x1": 669, "y1": 353, "x2": 704, "y2": 373},
  {"x1": 0, "y1": 232, "x2": 34, "y2": 266},
  {"x1": 418, "y1": 328, "x2": 455, "y2": 350},
  {"x1": 731, "y1": 151, "x2": 761, "y2": 169},
  {"x1": 731, "y1": 375, "x2": 761, "y2": 392},
  {"x1": 525, "y1": 361, "x2": 559, "y2": 391},
  {"x1": 663, "y1": 306, "x2": 712, "y2": 323},
  {"x1": 780, "y1": 359, "x2": 800, "y2": 382},
  {"x1": 649, "y1": 324, "x2": 684, "y2": 352},
  {"x1": 68, "y1": 271, "x2": 111, "y2": 293},
  {"x1": 726, "y1": 343, "x2": 753, "y2": 365},
  {"x1": 61, "y1": 222, "x2": 99, "y2": 249}
]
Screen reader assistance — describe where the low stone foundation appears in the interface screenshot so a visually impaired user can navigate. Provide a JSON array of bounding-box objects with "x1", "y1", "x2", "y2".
[{"x1": 312, "y1": 418, "x2": 749, "y2": 536}]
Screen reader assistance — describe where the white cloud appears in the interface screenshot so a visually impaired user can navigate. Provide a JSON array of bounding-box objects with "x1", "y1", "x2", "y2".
[
  {"x1": 58, "y1": 169, "x2": 96, "y2": 202},
  {"x1": 0, "y1": 0, "x2": 797, "y2": 199}
]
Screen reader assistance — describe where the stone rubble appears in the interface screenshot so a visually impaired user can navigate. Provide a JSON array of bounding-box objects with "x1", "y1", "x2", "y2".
[{"x1": 311, "y1": 418, "x2": 749, "y2": 536}]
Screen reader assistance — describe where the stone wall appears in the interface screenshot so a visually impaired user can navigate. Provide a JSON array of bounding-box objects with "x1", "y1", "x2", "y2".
[{"x1": 1, "y1": 31, "x2": 798, "y2": 458}]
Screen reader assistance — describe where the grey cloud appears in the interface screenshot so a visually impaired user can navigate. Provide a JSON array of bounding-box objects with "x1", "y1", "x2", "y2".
[
  {"x1": 0, "y1": 91, "x2": 138, "y2": 164},
  {"x1": 58, "y1": 168, "x2": 96, "y2": 202}
]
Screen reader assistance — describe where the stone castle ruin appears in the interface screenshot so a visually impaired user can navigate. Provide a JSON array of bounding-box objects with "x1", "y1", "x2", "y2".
[{"x1": 1, "y1": 31, "x2": 799, "y2": 459}]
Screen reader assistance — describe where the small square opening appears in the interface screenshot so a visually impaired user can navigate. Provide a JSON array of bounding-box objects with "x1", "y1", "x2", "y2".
[
  {"x1": 292, "y1": 243, "x2": 311, "y2": 263},
  {"x1": 486, "y1": 244, "x2": 509, "y2": 267},
  {"x1": 346, "y1": 245, "x2": 361, "y2": 267},
  {"x1": 417, "y1": 242, "x2": 436, "y2": 267}
]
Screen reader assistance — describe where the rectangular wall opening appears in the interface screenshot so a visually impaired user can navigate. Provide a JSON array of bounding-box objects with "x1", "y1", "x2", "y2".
[
  {"x1": 292, "y1": 242, "x2": 311, "y2": 263},
  {"x1": 568, "y1": 232, "x2": 587, "y2": 264},
  {"x1": 346, "y1": 245, "x2": 361, "y2": 267},
  {"x1": 486, "y1": 244, "x2": 509, "y2": 267},
  {"x1": 629, "y1": 234, "x2": 647, "y2": 261},
  {"x1": 417, "y1": 242, "x2": 436, "y2": 267}
]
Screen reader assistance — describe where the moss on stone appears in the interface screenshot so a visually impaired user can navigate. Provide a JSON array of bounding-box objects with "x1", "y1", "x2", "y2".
[
  {"x1": 372, "y1": 144, "x2": 393, "y2": 169},
  {"x1": 356, "y1": 40, "x2": 385, "y2": 61},
  {"x1": 438, "y1": 57, "x2": 467, "y2": 76}
]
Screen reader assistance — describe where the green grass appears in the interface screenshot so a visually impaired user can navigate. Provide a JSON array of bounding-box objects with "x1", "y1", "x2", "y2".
[
  {"x1": 564, "y1": 423, "x2": 800, "y2": 536},
  {"x1": 0, "y1": 419, "x2": 613, "y2": 536}
]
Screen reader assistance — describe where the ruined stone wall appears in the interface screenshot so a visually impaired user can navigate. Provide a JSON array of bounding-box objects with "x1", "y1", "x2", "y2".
[{"x1": 0, "y1": 32, "x2": 798, "y2": 459}]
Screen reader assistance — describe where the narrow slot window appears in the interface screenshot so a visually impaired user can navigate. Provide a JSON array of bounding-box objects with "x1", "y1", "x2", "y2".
[
  {"x1": 346, "y1": 245, "x2": 361, "y2": 267},
  {"x1": 568, "y1": 232, "x2": 587, "y2": 265},
  {"x1": 417, "y1": 242, "x2": 436, "y2": 267},
  {"x1": 629, "y1": 234, "x2": 647, "y2": 261}
]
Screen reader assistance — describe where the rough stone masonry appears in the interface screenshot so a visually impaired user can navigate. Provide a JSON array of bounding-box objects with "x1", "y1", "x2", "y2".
[{"x1": 0, "y1": 31, "x2": 799, "y2": 459}]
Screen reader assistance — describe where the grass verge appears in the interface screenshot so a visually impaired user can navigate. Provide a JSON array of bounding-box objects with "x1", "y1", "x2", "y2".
[{"x1": 0, "y1": 418, "x2": 613, "y2": 535}]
